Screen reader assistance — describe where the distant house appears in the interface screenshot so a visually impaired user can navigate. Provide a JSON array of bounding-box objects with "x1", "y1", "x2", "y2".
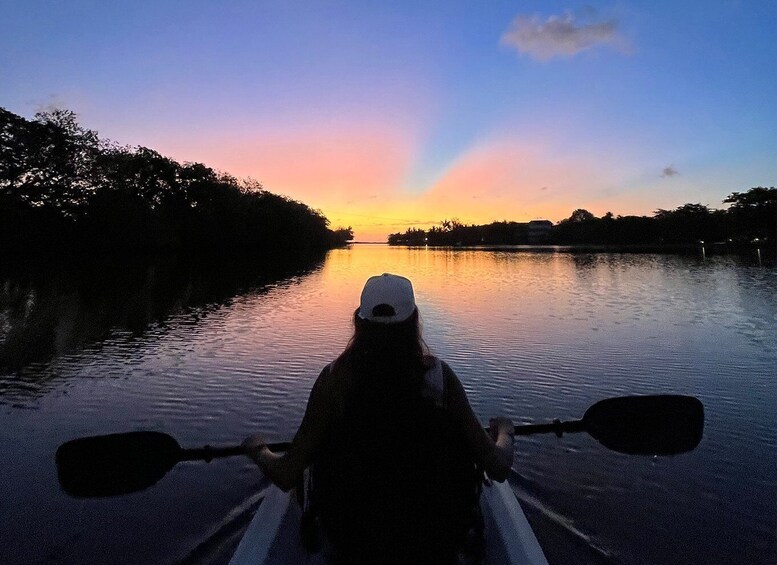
[{"x1": 528, "y1": 220, "x2": 553, "y2": 244}]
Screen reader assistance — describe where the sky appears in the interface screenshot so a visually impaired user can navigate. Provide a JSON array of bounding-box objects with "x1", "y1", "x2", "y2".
[{"x1": 1, "y1": 1, "x2": 775, "y2": 241}]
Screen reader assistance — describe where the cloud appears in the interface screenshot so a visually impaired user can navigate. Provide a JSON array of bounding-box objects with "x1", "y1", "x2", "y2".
[
  {"x1": 501, "y1": 11, "x2": 628, "y2": 61},
  {"x1": 661, "y1": 165, "x2": 679, "y2": 178},
  {"x1": 32, "y1": 93, "x2": 69, "y2": 114}
]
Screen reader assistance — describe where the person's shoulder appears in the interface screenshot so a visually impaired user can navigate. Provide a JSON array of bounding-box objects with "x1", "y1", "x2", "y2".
[
  {"x1": 435, "y1": 358, "x2": 459, "y2": 381},
  {"x1": 312, "y1": 358, "x2": 350, "y2": 396},
  {"x1": 420, "y1": 355, "x2": 458, "y2": 379},
  {"x1": 422, "y1": 356, "x2": 464, "y2": 400},
  {"x1": 422, "y1": 354, "x2": 454, "y2": 370},
  {"x1": 422, "y1": 354, "x2": 438, "y2": 370},
  {"x1": 435, "y1": 359, "x2": 468, "y2": 408}
]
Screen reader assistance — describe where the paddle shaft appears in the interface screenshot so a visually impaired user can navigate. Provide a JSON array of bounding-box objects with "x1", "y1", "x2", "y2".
[
  {"x1": 55, "y1": 395, "x2": 702, "y2": 498},
  {"x1": 242, "y1": 421, "x2": 592, "y2": 455},
  {"x1": 512, "y1": 419, "x2": 585, "y2": 436},
  {"x1": 245, "y1": 423, "x2": 585, "y2": 459},
  {"x1": 184, "y1": 397, "x2": 695, "y2": 459},
  {"x1": 179, "y1": 441, "x2": 291, "y2": 462},
  {"x1": 185, "y1": 420, "x2": 586, "y2": 461}
]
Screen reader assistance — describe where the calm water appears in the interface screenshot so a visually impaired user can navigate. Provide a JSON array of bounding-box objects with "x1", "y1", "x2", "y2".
[{"x1": 1, "y1": 246, "x2": 775, "y2": 564}]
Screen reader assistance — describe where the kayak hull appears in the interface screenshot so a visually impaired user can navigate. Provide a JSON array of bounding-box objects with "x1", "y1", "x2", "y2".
[
  {"x1": 480, "y1": 478, "x2": 548, "y2": 565},
  {"x1": 230, "y1": 479, "x2": 548, "y2": 565}
]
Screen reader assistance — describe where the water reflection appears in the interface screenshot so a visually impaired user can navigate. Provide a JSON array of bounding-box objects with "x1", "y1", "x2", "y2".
[
  {"x1": 0, "y1": 253, "x2": 326, "y2": 389},
  {"x1": 0, "y1": 246, "x2": 775, "y2": 565}
]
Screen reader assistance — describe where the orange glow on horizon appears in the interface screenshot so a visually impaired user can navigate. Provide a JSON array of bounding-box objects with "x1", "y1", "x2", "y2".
[
  {"x1": 157, "y1": 125, "x2": 694, "y2": 242},
  {"x1": 321, "y1": 138, "x2": 623, "y2": 241}
]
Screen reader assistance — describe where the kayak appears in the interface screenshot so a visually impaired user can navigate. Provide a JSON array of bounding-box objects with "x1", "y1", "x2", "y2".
[{"x1": 229, "y1": 479, "x2": 548, "y2": 565}]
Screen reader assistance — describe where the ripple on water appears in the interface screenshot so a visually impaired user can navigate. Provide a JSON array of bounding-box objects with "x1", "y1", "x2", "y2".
[{"x1": 1, "y1": 248, "x2": 776, "y2": 565}]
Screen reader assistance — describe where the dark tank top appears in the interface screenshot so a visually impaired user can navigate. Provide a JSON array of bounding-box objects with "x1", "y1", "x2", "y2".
[{"x1": 309, "y1": 358, "x2": 481, "y2": 565}]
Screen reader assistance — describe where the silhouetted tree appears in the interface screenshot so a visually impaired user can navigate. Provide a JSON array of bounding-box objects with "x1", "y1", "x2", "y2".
[
  {"x1": 553, "y1": 209, "x2": 600, "y2": 243},
  {"x1": 0, "y1": 107, "x2": 343, "y2": 258},
  {"x1": 723, "y1": 187, "x2": 776, "y2": 243},
  {"x1": 388, "y1": 227, "x2": 427, "y2": 246},
  {"x1": 389, "y1": 191, "x2": 775, "y2": 251},
  {"x1": 653, "y1": 203, "x2": 726, "y2": 244},
  {"x1": 331, "y1": 227, "x2": 354, "y2": 245},
  {"x1": 568, "y1": 209, "x2": 596, "y2": 222},
  {"x1": 389, "y1": 220, "x2": 531, "y2": 246}
]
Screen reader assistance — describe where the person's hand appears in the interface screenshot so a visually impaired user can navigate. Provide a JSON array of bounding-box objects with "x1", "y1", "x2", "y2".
[
  {"x1": 242, "y1": 434, "x2": 267, "y2": 457},
  {"x1": 489, "y1": 417, "x2": 514, "y2": 441}
]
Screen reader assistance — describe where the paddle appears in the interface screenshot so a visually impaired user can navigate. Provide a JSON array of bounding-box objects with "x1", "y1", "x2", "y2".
[
  {"x1": 56, "y1": 394, "x2": 703, "y2": 498},
  {"x1": 504, "y1": 394, "x2": 704, "y2": 456},
  {"x1": 55, "y1": 431, "x2": 290, "y2": 498}
]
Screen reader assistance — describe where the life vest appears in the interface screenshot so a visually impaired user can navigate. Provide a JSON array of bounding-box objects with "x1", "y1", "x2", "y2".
[{"x1": 306, "y1": 358, "x2": 482, "y2": 565}]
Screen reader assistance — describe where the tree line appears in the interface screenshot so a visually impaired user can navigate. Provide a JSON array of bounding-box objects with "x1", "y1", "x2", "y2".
[
  {"x1": 388, "y1": 189, "x2": 776, "y2": 250},
  {"x1": 388, "y1": 219, "x2": 532, "y2": 246},
  {"x1": 0, "y1": 107, "x2": 353, "y2": 259}
]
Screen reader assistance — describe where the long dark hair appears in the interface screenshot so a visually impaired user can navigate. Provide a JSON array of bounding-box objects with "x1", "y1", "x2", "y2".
[
  {"x1": 334, "y1": 308, "x2": 430, "y2": 408},
  {"x1": 316, "y1": 309, "x2": 477, "y2": 564}
]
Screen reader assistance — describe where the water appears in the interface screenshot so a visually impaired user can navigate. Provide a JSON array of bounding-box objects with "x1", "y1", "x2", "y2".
[{"x1": 1, "y1": 246, "x2": 775, "y2": 564}]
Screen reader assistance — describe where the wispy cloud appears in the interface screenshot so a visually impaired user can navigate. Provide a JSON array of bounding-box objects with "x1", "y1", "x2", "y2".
[
  {"x1": 661, "y1": 165, "x2": 679, "y2": 178},
  {"x1": 33, "y1": 93, "x2": 69, "y2": 115},
  {"x1": 501, "y1": 11, "x2": 628, "y2": 61}
]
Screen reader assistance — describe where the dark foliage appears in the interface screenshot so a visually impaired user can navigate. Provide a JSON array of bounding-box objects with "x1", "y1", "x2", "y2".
[
  {"x1": 389, "y1": 189, "x2": 776, "y2": 252},
  {"x1": 0, "y1": 107, "x2": 352, "y2": 258},
  {"x1": 723, "y1": 187, "x2": 777, "y2": 244},
  {"x1": 388, "y1": 220, "x2": 530, "y2": 246}
]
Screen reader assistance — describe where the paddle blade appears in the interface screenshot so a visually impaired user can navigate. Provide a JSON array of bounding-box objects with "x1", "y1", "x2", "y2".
[
  {"x1": 56, "y1": 431, "x2": 182, "y2": 498},
  {"x1": 582, "y1": 395, "x2": 704, "y2": 456}
]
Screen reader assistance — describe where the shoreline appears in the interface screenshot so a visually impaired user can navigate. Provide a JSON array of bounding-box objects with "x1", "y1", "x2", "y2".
[{"x1": 380, "y1": 241, "x2": 775, "y2": 257}]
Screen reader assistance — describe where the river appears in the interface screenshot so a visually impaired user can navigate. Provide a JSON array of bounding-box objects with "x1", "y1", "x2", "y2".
[{"x1": 1, "y1": 245, "x2": 775, "y2": 564}]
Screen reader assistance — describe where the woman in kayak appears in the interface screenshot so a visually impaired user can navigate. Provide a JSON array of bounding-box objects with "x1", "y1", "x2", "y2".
[{"x1": 243, "y1": 273, "x2": 514, "y2": 564}]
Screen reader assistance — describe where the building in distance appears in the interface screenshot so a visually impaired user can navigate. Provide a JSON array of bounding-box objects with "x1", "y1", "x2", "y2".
[{"x1": 528, "y1": 220, "x2": 553, "y2": 244}]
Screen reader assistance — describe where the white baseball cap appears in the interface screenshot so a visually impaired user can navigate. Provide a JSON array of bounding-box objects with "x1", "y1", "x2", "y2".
[{"x1": 358, "y1": 273, "x2": 417, "y2": 324}]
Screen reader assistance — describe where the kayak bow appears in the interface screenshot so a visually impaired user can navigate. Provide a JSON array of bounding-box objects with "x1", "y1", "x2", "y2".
[{"x1": 229, "y1": 479, "x2": 548, "y2": 565}]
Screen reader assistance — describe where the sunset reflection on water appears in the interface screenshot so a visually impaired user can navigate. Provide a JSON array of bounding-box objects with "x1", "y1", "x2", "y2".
[{"x1": 1, "y1": 245, "x2": 775, "y2": 565}]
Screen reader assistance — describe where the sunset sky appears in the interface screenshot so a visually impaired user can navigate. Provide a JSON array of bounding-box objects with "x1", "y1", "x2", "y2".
[{"x1": 2, "y1": 1, "x2": 775, "y2": 241}]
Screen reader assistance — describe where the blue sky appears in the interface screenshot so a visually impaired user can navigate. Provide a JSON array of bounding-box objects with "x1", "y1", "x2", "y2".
[{"x1": 1, "y1": 0, "x2": 775, "y2": 240}]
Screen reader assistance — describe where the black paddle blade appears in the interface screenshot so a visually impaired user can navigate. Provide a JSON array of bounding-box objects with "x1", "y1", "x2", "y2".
[
  {"x1": 56, "y1": 431, "x2": 182, "y2": 498},
  {"x1": 583, "y1": 395, "x2": 704, "y2": 456}
]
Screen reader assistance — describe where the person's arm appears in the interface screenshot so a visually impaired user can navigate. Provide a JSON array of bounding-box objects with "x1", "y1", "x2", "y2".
[
  {"x1": 242, "y1": 366, "x2": 333, "y2": 491},
  {"x1": 443, "y1": 362, "x2": 514, "y2": 482}
]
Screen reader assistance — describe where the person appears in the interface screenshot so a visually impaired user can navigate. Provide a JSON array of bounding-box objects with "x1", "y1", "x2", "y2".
[{"x1": 243, "y1": 273, "x2": 515, "y2": 564}]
